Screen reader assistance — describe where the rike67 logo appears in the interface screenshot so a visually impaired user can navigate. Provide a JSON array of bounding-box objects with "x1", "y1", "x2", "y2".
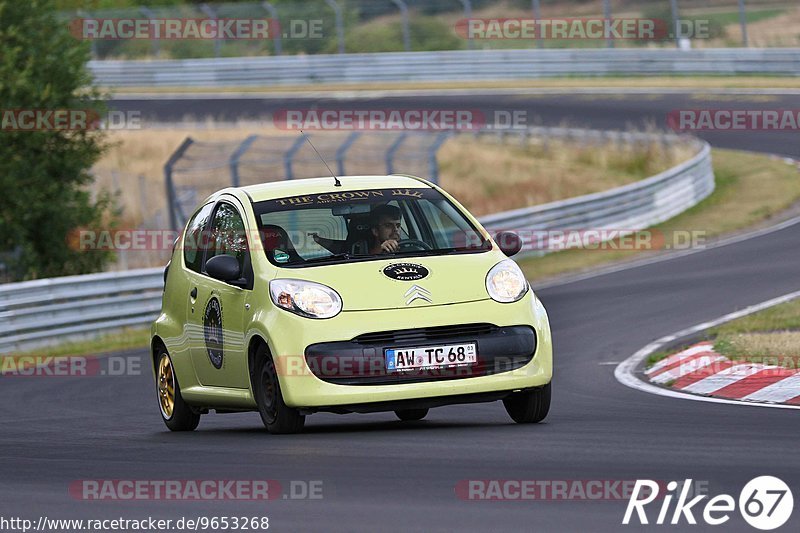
[{"x1": 623, "y1": 476, "x2": 793, "y2": 530}]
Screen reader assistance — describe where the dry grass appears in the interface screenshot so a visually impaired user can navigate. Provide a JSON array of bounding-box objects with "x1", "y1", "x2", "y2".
[
  {"x1": 91, "y1": 123, "x2": 296, "y2": 225},
  {"x1": 438, "y1": 134, "x2": 694, "y2": 216},
  {"x1": 109, "y1": 76, "x2": 800, "y2": 94},
  {"x1": 714, "y1": 331, "x2": 800, "y2": 362},
  {"x1": 94, "y1": 124, "x2": 691, "y2": 225},
  {"x1": 721, "y1": 6, "x2": 800, "y2": 47},
  {"x1": 709, "y1": 298, "x2": 800, "y2": 367}
]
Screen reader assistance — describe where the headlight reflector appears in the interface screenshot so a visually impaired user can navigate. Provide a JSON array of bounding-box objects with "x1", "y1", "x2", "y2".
[
  {"x1": 485, "y1": 259, "x2": 528, "y2": 303},
  {"x1": 269, "y1": 279, "x2": 342, "y2": 319}
]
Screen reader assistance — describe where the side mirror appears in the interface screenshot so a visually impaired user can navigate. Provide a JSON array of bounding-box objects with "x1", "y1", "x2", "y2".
[
  {"x1": 495, "y1": 231, "x2": 522, "y2": 257},
  {"x1": 205, "y1": 255, "x2": 242, "y2": 283}
]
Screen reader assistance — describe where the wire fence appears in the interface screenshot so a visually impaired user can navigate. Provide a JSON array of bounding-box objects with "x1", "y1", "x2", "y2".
[
  {"x1": 64, "y1": 0, "x2": 794, "y2": 60},
  {"x1": 164, "y1": 130, "x2": 450, "y2": 230}
]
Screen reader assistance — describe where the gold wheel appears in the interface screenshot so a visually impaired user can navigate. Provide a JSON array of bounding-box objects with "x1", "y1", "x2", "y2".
[{"x1": 157, "y1": 354, "x2": 175, "y2": 420}]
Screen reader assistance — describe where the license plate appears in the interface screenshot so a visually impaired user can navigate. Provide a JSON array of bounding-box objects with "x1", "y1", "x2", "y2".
[{"x1": 385, "y1": 343, "x2": 477, "y2": 371}]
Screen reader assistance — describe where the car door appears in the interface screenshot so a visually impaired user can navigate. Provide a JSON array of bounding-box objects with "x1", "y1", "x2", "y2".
[{"x1": 186, "y1": 199, "x2": 253, "y2": 389}]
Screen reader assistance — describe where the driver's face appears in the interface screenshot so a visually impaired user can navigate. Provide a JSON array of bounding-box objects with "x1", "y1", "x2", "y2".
[{"x1": 373, "y1": 215, "x2": 401, "y2": 243}]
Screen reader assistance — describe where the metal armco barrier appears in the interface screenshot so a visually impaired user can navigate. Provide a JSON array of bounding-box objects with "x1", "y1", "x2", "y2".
[
  {"x1": 89, "y1": 48, "x2": 800, "y2": 87},
  {"x1": 0, "y1": 131, "x2": 713, "y2": 352}
]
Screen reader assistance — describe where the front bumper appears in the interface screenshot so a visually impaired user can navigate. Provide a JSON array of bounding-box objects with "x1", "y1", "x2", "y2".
[
  {"x1": 262, "y1": 292, "x2": 552, "y2": 408},
  {"x1": 305, "y1": 324, "x2": 536, "y2": 385}
]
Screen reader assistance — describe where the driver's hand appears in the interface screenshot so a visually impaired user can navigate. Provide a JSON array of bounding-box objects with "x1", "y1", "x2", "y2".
[{"x1": 380, "y1": 239, "x2": 399, "y2": 253}]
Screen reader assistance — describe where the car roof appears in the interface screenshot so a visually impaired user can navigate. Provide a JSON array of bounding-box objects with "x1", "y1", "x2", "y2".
[{"x1": 239, "y1": 175, "x2": 431, "y2": 202}]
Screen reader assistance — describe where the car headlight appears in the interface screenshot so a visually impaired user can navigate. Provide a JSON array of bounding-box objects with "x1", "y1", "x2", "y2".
[
  {"x1": 485, "y1": 259, "x2": 528, "y2": 303},
  {"x1": 269, "y1": 279, "x2": 342, "y2": 319}
]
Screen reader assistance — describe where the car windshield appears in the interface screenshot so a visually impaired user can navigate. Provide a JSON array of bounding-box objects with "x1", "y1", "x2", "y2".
[{"x1": 252, "y1": 187, "x2": 491, "y2": 267}]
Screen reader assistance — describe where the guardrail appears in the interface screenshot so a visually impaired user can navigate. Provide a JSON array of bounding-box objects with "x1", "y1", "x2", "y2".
[
  {"x1": 0, "y1": 129, "x2": 713, "y2": 352},
  {"x1": 89, "y1": 48, "x2": 800, "y2": 87}
]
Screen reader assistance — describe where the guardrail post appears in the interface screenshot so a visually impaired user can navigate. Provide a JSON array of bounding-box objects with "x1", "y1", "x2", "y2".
[
  {"x1": 200, "y1": 4, "x2": 221, "y2": 57},
  {"x1": 324, "y1": 0, "x2": 345, "y2": 54},
  {"x1": 386, "y1": 132, "x2": 409, "y2": 174},
  {"x1": 669, "y1": 0, "x2": 680, "y2": 48},
  {"x1": 428, "y1": 131, "x2": 451, "y2": 184},
  {"x1": 284, "y1": 135, "x2": 307, "y2": 180},
  {"x1": 738, "y1": 0, "x2": 749, "y2": 47},
  {"x1": 164, "y1": 137, "x2": 194, "y2": 231},
  {"x1": 139, "y1": 6, "x2": 159, "y2": 57},
  {"x1": 459, "y1": 0, "x2": 473, "y2": 50},
  {"x1": 76, "y1": 10, "x2": 98, "y2": 59},
  {"x1": 531, "y1": 0, "x2": 543, "y2": 49},
  {"x1": 261, "y1": 2, "x2": 282, "y2": 55},
  {"x1": 229, "y1": 135, "x2": 259, "y2": 187},
  {"x1": 603, "y1": 0, "x2": 613, "y2": 49},
  {"x1": 390, "y1": 0, "x2": 411, "y2": 52},
  {"x1": 336, "y1": 131, "x2": 361, "y2": 176}
]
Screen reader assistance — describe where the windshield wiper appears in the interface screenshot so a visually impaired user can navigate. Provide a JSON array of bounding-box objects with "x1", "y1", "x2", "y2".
[{"x1": 297, "y1": 252, "x2": 353, "y2": 264}]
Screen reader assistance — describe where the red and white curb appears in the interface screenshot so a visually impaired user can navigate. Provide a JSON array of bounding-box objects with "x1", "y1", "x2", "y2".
[
  {"x1": 645, "y1": 341, "x2": 800, "y2": 405},
  {"x1": 615, "y1": 289, "x2": 800, "y2": 410}
]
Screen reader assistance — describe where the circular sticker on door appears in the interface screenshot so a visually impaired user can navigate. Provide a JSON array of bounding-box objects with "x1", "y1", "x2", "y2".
[{"x1": 203, "y1": 297, "x2": 224, "y2": 369}]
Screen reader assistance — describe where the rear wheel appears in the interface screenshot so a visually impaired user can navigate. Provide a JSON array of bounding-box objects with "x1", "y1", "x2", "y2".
[
  {"x1": 156, "y1": 350, "x2": 200, "y2": 431},
  {"x1": 503, "y1": 383, "x2": 551, "y2": 424},
  {"x1": 253, "y1": 344, "x2": 305, "y2": 434},
  {"x1": 394, "y1": 408, "x2": 428, "y2": 421}
]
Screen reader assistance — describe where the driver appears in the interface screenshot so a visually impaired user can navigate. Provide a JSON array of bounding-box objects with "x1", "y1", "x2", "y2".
[{"x1": 369, "y1": 204, "x2": 402, "y2": 254}]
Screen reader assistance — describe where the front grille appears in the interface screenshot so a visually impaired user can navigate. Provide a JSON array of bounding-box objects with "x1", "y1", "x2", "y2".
[{"x1": 352, "y1": 323, "x2": 498, "y2": 345}]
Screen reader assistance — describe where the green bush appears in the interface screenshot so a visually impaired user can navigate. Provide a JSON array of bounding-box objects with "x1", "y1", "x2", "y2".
[{"x1": 0, "y1": 0, "x2": 115, "y2": 280}]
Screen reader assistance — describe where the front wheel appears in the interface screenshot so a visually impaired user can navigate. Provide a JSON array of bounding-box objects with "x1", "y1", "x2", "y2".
[
  {"x1": 253, "y1": 345, "x2": 305, "y2": 434},
  {"x1": 156, "y1": 350, "x2": 200, "y2": 431},
  {"x1": 503, "y1": 383, "x2": 551, "y2": 424}
]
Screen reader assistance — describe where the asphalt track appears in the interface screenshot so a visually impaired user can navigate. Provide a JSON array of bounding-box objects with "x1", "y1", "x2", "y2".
[{"x1": 2, "y1": 92, "x2": 799, "y2": 532}]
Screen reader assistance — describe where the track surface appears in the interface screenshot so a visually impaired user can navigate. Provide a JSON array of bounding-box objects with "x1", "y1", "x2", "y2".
[{"x1": 2, "y1": 93, "x2": 799, "y2": 532}]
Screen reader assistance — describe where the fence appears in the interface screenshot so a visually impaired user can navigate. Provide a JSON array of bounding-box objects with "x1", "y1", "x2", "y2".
[
  {"x1": 0, "y1": 128, "x2": 713, "y2": 352},
  {"x1": 66, "y1": 0, "x2": 783, "y2": 59},
  {"x1": 164, "y1": 130, "x2": 452, "y2": 230},
  {"x1": 89, "y1": 48, "x2": 800, "y2": 89}
]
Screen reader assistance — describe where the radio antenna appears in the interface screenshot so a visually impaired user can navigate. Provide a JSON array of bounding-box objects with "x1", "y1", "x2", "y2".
[{"x1": 299, "y1": 130, "x2": 341, "y2": 187}]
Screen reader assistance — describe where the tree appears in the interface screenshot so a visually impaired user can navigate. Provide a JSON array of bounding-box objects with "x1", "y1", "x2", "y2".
[{"x1": 0, "y1": 0, "x2": 115, "y2": 281}]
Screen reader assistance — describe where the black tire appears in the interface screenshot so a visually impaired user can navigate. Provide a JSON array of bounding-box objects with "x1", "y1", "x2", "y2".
[
  {"x1": 253, "y1": 344, "x2": 305, "y2": 434},
  {"x1": 503, "y1": 383, "x2": 551, "y2": 424},
  {"x1": 394, "y1": 408, "x2": 429, "y2": 421},
  {"x1": 156, "y1": 350, "x2": 200, "y2": 432}
]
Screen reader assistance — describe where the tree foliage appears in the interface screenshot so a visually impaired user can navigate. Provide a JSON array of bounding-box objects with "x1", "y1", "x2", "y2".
[{"x1": 0, "y1": 0, "x2": 115, "y2": 281}]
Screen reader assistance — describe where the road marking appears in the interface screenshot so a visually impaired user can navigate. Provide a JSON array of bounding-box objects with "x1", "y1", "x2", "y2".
[{"x1": 614, "y1": 289, "x2": 800, "y2": 410}]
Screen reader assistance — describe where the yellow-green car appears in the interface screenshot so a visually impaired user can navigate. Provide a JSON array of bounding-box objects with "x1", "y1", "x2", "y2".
[{"x1": 151, "y1": 175, "x2": 552, "y2": 434}]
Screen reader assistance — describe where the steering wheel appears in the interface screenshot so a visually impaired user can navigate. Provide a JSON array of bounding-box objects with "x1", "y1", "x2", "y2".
[{"x1": 397, "y1": 239, "x2": 433, "y2": 251}]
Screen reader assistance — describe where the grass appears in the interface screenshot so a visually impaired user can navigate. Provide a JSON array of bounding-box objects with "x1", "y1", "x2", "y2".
[
  {"x1": 109, "y1": 76, "x2": 800, "y2": 94},
  {"x1": 10, "y1": 327, "x2": 151, "y2": 359},
  {"x1": 438, "y1": 134, "x2": 693, "y2": 216},
  {"x1": 519, "y1": 149, "x2": 800, "y2": 281},
  {"x1": 646, "y1": 298, "x2": 800, "y2": 368}
]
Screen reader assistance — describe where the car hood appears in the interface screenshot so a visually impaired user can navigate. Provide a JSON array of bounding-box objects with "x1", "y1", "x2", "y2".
[{"x1": 275, "y1": 251, "x2": 505, "y2": 312}]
